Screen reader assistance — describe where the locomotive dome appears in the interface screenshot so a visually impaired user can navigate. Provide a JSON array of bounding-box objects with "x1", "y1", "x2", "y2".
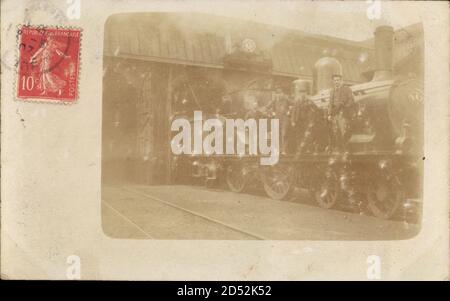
[{"x1": 314, "y1": 57, "x2": 343, "y2": 94}]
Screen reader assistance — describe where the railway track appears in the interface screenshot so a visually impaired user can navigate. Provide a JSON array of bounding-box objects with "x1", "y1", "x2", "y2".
[
  {"x1": 102, "y1": 186, "x2": 267, "y2": 240},
  {"x1": 123, "y1": 187, "x2": 268, "y2": 240}
]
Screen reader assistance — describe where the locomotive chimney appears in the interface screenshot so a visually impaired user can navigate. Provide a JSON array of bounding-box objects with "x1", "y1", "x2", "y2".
[{"x1": 372, "y1": 25, "x2": 394, "y2": 81}]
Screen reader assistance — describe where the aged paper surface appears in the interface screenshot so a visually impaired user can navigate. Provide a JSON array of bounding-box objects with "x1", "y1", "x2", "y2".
[{"x1": 1, "y1": 0, "x2": 448, "y2": 280}]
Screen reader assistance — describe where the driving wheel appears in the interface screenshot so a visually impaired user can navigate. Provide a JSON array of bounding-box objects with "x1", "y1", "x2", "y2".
[
  {"x1": 367, "y1": 175, "x2": 404, "y2": 219},
  {"x1": 226, "y1": 163, "x2": 248, "y2": 193},
  {"x1": 262, "y1": 165, "x2": 295, "y2": 200}
]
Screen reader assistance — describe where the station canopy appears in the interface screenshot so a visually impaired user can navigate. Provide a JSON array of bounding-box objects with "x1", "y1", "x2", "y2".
[{"x1": 104, "y1": 12, "x2": 374, "y2": 83}]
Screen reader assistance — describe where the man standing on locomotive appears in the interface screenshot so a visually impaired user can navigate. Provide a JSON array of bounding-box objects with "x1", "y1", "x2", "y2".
[{"x1": 327, "y1": 73, "x2": 356, "y2": 152}]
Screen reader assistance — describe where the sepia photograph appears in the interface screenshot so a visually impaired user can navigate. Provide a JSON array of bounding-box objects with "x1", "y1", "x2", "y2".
[{"x1": 101, "y1": 12, "x2": 424, "y2": 241}]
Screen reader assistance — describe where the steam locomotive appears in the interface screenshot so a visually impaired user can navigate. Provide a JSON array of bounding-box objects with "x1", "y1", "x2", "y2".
[{"x1": 171, "y1": 26, "x2": 423, "y2": 220}]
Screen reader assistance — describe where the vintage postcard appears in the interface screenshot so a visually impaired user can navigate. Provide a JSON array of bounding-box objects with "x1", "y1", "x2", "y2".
[{"x1": 1, "y1": 0, "x2": 448, "y2": 280}]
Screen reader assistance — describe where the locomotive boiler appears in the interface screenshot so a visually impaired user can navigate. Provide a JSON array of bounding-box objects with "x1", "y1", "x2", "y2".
[{"x1": 171, "y1": 25, "x2": 423, "y2": 220}]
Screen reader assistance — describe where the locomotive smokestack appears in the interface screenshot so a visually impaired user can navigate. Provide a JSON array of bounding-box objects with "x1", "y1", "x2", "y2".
[{"x1": 372, "y1": 25, "x2": 394, "y2": 81}]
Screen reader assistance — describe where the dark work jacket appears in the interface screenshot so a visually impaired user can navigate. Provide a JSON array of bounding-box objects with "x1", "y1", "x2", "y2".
[{"x1": 328, "y1": 85, "x2": 355, "y2": 118}]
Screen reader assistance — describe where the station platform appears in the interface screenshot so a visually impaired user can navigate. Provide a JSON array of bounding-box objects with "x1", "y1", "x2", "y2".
[{"x1": 102, "y1": 185, "x2": 419, "y2": 240}]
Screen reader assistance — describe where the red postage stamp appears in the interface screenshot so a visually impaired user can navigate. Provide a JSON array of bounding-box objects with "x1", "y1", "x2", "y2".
[{"x1": 16, "y1": 26, "x2": 81, "y2": 103}]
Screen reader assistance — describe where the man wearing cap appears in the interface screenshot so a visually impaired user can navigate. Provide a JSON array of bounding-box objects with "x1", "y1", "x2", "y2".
[{"x1": 327, "y1": 74, "x2": 355, "y2": 152}]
